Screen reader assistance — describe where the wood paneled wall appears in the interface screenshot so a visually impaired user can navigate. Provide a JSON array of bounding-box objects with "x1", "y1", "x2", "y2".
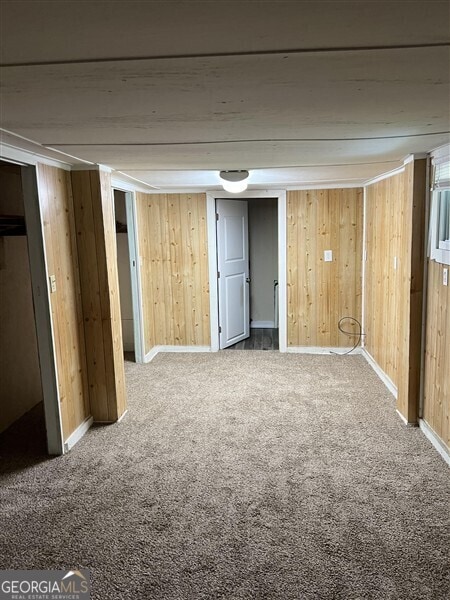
[
  {"x1": 71, "y1": 169, "x2": 127, "y2": 422},
  {"x1": 364, "y1": 160, "x2": 426, "y2": 423},
  {"x1": 287, "y1": 188, "x2": 363, "y2": 347},
  {"x1": 37, "y1": 164, "x2": 89, "y2": 440},
  {"x1": 136, "y1": 193, "x2": 210, "y2": 354},
  {"x1": 397, "y1": 159, "x2": 427, "y2": 423},
  {"x1": 364, "y1": 172, "x2": 405, "y2": 384},
  {"x1": 423, "y1": 261, "x2": 449, "y2": 449}
]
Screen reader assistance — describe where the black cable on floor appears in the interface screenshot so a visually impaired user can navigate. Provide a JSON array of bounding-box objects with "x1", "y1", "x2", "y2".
[{"x1": 330, "y1": 316, "x2": 365, "y2": 356}]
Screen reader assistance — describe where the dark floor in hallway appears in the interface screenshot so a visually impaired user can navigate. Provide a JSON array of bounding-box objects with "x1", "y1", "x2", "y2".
[{"x1": 225, "y1": 327, "x2": 279, "y2": 350}]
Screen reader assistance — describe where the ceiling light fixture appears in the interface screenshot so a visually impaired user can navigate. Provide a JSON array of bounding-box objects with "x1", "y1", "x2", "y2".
[{"x1": 219, "y1": 170, "x2": 249, "y2": 193}]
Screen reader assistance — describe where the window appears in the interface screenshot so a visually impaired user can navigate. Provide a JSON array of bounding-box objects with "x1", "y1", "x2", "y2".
[
  {"x1": 429, "y1": 152, "x2": 450, "y2": 265},
  {"x1": 437, "y1": 190, "x2": 450, "y2": 251}
]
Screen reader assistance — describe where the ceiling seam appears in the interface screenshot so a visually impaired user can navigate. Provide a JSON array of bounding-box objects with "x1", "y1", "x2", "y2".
[{"x1": 1, "y1": 42, "x2": 449, "y2": 68}]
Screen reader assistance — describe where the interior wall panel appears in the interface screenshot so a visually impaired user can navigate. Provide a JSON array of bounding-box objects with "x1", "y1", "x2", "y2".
[
  {"x1": 364, "y1": 173, "x2": 405, "y2": 385},
  {"x1": 423, "y1": 260, "x2": 450, "y2": 450},
  {"x1": 136, "y1": 193, "x2": 210, "y2": 354},
  {"x1": 71, "y1": 169, "x2": 127, "y2": 422},
  {"x1": 37, "y1": 164, "x2": 90, "y2": 440},
  {"x1": 287, "y1": 188, "x2": 363, "y2": 347},
  {"x1": 364, "y1": 160, "x2": 426, "y2": 424}
]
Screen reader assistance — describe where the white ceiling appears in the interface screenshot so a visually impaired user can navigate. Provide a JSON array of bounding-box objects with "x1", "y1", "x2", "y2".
[{"x1": 1, "y1": 0, "x2": 449, "y2": 190}]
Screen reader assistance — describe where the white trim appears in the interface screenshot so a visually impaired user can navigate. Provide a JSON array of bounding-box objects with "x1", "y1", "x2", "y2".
[
  {"x1": 21, "y1": 165, "x2": 65, "y2": 456},
  {"x1": 117, "y1": 409, "x2": 128, "y2": 423},
  {"x1": 430, "y1": 143, "x2": 450, "y2": 162},
  {"x1": 286, "y1": 346, "x2": 363, "y2": 355},
  {"x1": 429, "y1": 188, "x2": 450, "y2": 265},
  {"x1": 419, "y1": 419, "x2": 450, "y2": 466},
  {"x1": 402, "y1": 153, "x2": 428, "y2": 165},
  {"x1": 111, "y1": 176, "x2": 156, "y2": 194},
  {"x1": 277, "y1": 191, "x2": 287, "y2": 352},
  {"x1": 396, "y1": 409, "x2": 413, "y2": 427},
  {"x1": 64, "y1": 417, "x2": 93, "y2": 453},
  {"x1": 113, "y1": 172, "x2": 160, "y2": 192},
  {"x1": 70, "y1": 164, "x2": 111, "y2": 173},
  {"x1": 364, "y1": 165, "x2": 405, "y2": 186},
  {"x1": 251, "y1": 320, "x2": 275, "y2": 328},
  {"x1": 206, "y1": 189, "x2": 287, "y2": 354},
  {"x1": 361, "y1": 186, "x2": 367, "y2": 348},
  {"x1": 144, "y1": 345, "x2": 212, "y2": 363},
  {"x1": 124, "y1": 191, "x2": 145, "y2": 363},
  {"x1": 361, "y1": 348, "x2": 398, "y2": 399},
  {"x1": 0, "y1": 128, "x2": 93, "y2": 166},
  {"x1": 1, "y1": 142, "x2": 72, "y2": 171},
  {"x1": 206, "y1": 194, "x2": 220, "y2": 352},
  {"x1": 133, "y1": 183, "x2": 364, "y2": 194},
  {"x1": 284, "y1": 182, "x2": 364, "y2": 190}
]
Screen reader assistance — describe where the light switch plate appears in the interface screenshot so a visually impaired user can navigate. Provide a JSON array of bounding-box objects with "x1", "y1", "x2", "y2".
[
  {"x1": 324, "y1": 250, "x2": 333, "y2": 262},
  {"x1": 443, "y1": 268, "x2": 448, "y2": 286},
  {"x1": 49, "y1": 275, "x2": 57, "y2": 293}
]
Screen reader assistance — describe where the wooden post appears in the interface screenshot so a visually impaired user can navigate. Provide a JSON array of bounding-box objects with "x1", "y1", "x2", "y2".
[{"x1": 71, "y1": 168, "x2": 127, "y2": 422}]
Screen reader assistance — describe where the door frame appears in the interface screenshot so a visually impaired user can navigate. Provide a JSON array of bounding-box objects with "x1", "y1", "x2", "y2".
[
  {"x1": 206, "y1": 190, "x2": 287, "y2": 352},
  {"x1": 21, "y1": 164, "x2": 65, "y2": 455},
  {"x1": 112, "y1": 185, "x2": 145, "y2": 363}
]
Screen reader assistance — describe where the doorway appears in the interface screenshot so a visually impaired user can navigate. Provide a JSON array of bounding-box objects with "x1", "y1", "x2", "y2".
[
  {"x1": 112, "y1": 188, "x2": 144, "y2": 363},
  {"x1": 114, "y1": 190, "x2": 134, "y2": 359},
  {"x1": 0, "y1": 161, "x2": 62, "y2": 456},
  {"x1": 215, "y1": 196, "x2": 279, "y2": 351}
]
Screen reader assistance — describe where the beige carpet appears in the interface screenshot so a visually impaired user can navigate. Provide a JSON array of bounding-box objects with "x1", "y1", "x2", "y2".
[{"x1": 0, "y1": 352, "x2": 449, "y2": 600}]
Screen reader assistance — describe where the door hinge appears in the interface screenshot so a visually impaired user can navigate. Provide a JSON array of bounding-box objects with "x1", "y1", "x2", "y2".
[
  {"x1": 217, "y1": 271, "x2": 220, "y2": 278},
  {"x1": 219, "y1": 326, "x2": 222, "y2": 333},
  {"x1": 216, "y1": 213, "x2": 219, "y2": 221}
]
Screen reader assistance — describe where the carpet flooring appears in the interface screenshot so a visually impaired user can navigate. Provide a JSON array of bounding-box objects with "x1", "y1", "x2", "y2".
[{"x1": 0, "y1": 352, "x2": 449, "y2": 600}]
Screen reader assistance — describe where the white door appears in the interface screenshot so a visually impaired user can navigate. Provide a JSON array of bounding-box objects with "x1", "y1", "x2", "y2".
[{"x1": 216, "y1": 199, "x2": 250, "y2": 349}]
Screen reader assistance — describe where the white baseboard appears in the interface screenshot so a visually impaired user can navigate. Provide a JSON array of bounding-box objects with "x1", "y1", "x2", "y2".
[
  {"x1": 144, "y1": 345, "x2": 212, "y2": 363},
  {"x1": 395, "y1": 409, "x2": 417, "y2": 427},
  {"x1": 361, "y1": 349, "x2": 398, "y2": 399},
  {"x1": 117, "y1": 409, "x2": 128, "y2": 423},
  {"x1": 64, "y1": 416, "x2": 93, "y2": 453},
  {"x1": 251, "y1": 321, "x2": 275, "y2": 328},
  {"x1": 419, "y1": 419, "x2": 450, "y2": 466},
  {"x1": 286, "y1": 346, "x2": 363, "y2": 355}
]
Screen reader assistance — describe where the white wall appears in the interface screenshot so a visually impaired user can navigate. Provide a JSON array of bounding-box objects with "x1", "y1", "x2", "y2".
[
  {"x1": 248, "y1": 198, "x2": 278, "y2": 327},
  {"x1": 0, "y1": 164, "x2": 43, "y2": 433},
  {"x1": 114, "y1": 191, "x2": 134, "y2": 352}
]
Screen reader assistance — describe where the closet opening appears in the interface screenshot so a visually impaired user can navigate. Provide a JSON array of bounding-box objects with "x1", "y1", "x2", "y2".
[{"x1": 0, "y1": 161, "x2": 46, "y2": 456}]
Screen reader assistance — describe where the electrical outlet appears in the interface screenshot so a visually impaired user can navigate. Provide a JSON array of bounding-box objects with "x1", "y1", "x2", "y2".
[
  {"x1": 443, "y1": 268, "x2": 448, "y2": 287},
  {"x1": 324, "y1": 250, "x2": 333, "y2": 262}
]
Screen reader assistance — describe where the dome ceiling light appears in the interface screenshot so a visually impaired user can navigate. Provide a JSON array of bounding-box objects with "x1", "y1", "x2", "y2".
[{"x1": 219, "y1": 170, "x2": 249, "y2": 193}]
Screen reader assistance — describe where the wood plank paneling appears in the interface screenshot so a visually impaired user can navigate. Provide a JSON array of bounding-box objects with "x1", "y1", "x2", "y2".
[
  {"x1": 364, "y1": 160, "x2": 426, "y2": 424},
  {"x1": 71, "y1": 169, "x2": 126, "y2": 422},
  {"x1": 136, "y1": 193, "x2": 210, "y2": 354},
  {"x1": 37, "y1": 164, "x2": 89, "y2": 440},
  {"x1": 287, "y1": 188, "x2": 363, "y2": 347},
  {"x1": 397, "y1": 159, "x2": 427, "y2": 423},
  {"x1": 423, "y1": 261, "x2": 450, "y2": 450},
  {"x1": 364, "y1": 173, "x2": 405, "y2": 384}
]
